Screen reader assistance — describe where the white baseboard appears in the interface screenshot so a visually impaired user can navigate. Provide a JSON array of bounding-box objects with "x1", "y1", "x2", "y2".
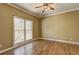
[
  {"x1": 0, "y1": 47, "x2": 13, "y2": 54},
  {"x1": 40, "y1": 38, "x2": 79, "y2": 45},
  {"x1": 1, "y1": 37, "x2": 78, "y2": 54},
  {"x1": 0, "y1": 38, "x2": 39, "y2": 54}
]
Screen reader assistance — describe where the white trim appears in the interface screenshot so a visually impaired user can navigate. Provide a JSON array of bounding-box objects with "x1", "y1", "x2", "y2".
[
  {"x1": 7, "y1": 3, "x2": 79, "y2": 18},
  {"x1": 7, "y1": 3, "x2": 41, "y2": 18},
  {"x1": 40, "y1": 38, "x2": 79, "y2": 45},
  {"x1": 0, "y1": 47, "x2": 13, "y2": 54},
  {"x1": 0, "y1": 38, "x2": 39, "y2": 54},
  {"x1": 46, "y1": 8, "x2": 79, "y2": 17}
]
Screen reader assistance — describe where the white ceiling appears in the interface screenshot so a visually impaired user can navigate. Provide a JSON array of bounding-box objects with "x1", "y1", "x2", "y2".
[{"x1": 11, "y1": 3, "x2": 79, "y2": 18}]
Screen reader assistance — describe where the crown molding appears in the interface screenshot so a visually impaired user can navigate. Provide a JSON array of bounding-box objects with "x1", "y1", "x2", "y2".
[
  {"x1": 7, "y1": 3, "x2": 42, "y2": 18},
  {"x1": 45, "y1": 8, "x2": 79, "y2": 17},
  {"x1": 6, "y1": 3, "x2": 79, "y2": 19}
]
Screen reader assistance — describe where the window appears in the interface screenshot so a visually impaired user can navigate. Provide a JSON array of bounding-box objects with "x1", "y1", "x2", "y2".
[
  {"x1": 25, "y1": 20, "x2": 32, "y2": 40},
  {"x1": 13, "y1": 16, "x2": 33, "y2": 44}
]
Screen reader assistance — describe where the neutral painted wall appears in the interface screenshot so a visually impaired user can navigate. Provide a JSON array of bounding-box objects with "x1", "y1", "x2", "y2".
[
  {"x1": 42, "y1": 10, "x2": 79, "y2": 43},
  {"x1": 0, "y1": 4, "x2": 40, "y2": 50}
]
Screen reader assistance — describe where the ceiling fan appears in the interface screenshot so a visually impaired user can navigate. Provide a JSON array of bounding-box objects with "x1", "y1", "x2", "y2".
[{"x1": 35, "y1": 3, "x2": 55, "y2": 13}]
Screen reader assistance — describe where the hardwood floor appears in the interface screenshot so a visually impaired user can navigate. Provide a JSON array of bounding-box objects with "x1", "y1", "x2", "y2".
[{"x1": 1, "y1": 39, "x2": 79, "y2": 55}]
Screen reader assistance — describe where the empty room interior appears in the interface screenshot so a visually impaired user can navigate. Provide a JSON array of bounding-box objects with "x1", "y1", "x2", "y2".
[{"x1": 0, "y1": 3, "x2": 79, "y2": 55}]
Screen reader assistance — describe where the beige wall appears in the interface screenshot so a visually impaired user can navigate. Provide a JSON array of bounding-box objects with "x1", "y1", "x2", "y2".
[
  {"x1": 0, "y1": 4, "x2": 40, "y2": 50},
  {"x1": 1, "y1": 3, "x2": 79, "y2": 51},
  {"x1": 42, "y1": 10, "x2": 79, "y2": 43}
]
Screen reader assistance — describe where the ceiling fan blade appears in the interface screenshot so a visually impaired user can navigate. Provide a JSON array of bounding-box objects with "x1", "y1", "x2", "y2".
[
  {"x1": 49, "y1": 3, "x2": 54, "y2": 4},
  {"x1": 35, "y1": 6, "x2": 43, "y2": 8},
  {"x1": 48, "y1": 6, "x2": 54, "y2": 10},
  {"x1": 50, "y1": 7, "x2": 54, "y2": 10}
]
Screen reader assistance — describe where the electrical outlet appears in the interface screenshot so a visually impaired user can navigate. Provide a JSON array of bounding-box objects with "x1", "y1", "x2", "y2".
[
  {"x1": 64, "y1": 37, "x2": 67, "y2": 39},
  {"x1": 70, "y1": 37, "x2": 72, "y2": 40},
  {"x1": 0, "y1": 44, "x2": 2, "y2": 48}
]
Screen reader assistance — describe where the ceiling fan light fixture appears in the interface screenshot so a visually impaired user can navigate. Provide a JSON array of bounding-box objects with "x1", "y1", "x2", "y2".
[{"x1": 35, "y1": 3, "x2": 55, "y2": 13}]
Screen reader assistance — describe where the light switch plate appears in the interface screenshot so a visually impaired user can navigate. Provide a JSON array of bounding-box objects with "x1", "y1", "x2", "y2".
[{"x1": 0, "y1": 44, "x2": 2, "y2": 47}]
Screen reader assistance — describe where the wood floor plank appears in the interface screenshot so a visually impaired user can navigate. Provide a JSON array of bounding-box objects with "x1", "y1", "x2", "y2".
[{"x1": 1, "y1": 39, "x2": 79, "y2": 55}]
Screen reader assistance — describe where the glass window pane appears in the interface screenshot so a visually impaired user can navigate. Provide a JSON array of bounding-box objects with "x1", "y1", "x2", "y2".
[
  {"x1": 14, "y1": 31, "x2": 24, "y2": 43},
  {"x1": 14, "y1": 17, "x2": 24, "y2": 44},
  {"x1": 26, "y1": 20, "x2": 32, "y2": 29},
  {"x1": 25, "y1": 20, "x2": 32, "y2": 40},
  {"x1": 14, "y1": 17, "x2": 24, "y2": 30}
]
